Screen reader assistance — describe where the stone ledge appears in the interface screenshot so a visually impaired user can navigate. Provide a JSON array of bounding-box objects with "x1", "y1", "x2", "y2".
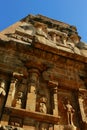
[{"x1": 4, "y1": 107, "x2": 60, "y2": 124}]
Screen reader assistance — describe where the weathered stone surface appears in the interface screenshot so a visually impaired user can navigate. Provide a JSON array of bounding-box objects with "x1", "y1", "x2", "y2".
[{"x1": 0, "y1": 14, "x2": 87, "y2": 130}]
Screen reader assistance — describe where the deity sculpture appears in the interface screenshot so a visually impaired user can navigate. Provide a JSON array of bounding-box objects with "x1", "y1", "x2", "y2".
[
  {"x1": 15, "y1": 92, "x2": 23, "y2": 109},
  {"x1": 0, "y1": 81, "x2": 6, "y2": 96},
  {"x1": 64, "y1": 100, "x2": 75, "y2": 125},
  {"x1": 39, "y1": 102, "x2": 47, "y2": 114},
  {"x1": 39, "y1": 96, "x2": 47, "y2": 114},
  {"x1": 34, "y1": 22, "x2": 47, "y2": 38}
]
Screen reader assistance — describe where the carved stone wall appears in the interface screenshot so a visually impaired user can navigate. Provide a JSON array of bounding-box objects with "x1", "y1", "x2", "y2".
[{"x1": 0, "y1": 14, "x2": 87, "y2": 130}]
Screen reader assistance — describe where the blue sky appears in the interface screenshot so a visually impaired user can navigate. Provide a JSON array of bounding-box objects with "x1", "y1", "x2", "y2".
[{"x1": 0, "y1": 0, "x2": 87, "y2": 42}]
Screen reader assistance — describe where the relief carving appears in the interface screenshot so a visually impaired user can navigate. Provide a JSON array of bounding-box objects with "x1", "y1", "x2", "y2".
[
  {"x1": 39, "y1": 96, "x2": 47, "y2": 114},
  {"x1": 15, "y1": 92, "x2": 23, "y2": 109},
  {"x1": 9, "y1": 116, "x2": 23, "y2": 127},
  {"x1": 34, "y1": 22, "x2": 47, "y2": 38},
  {"x1": 78, "y1": 89, "x2": 87, "y2": 123},
  {"x1": 0, "y1": 81, "x2": 6, "y2": 96},
  {"x1": 8, "y1": 32, "x2": 32, "y2": 43},
  {"x1": 0, "y1": 81, "x2": 6, "y2": 107},
  {"x1": 48, "y1": 31, "x2": 62, "y2": 45},
  {"x1": 16, "y1": 23, "x2": 36, "y2": 36},
  {"x1": 58, "y1": 90, "x2": 77, "y2": 126},
  {"x1": 64, "y1": 100, "x2": 75, "y2": 125}
]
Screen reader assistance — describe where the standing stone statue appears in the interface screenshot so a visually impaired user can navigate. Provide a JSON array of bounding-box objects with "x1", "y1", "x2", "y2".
[
  {"x1": 0, "y1": 81, "x2": 6, "y2": 107},
  {"x1": 15, "y1": 92, "x2": 23, "y2": 109},
  {"x1": 65, "y1": 100, "x2": 75, "y2": 125},
  {"x1": 39, "y1": 102, "x2": 47, "y2": 114},
  {"x1": 0, "y1": 81, "x2": 6, "y2": 96},
  {"x1": 39, "y1": 96, "x2": 47, "y2": 114}
]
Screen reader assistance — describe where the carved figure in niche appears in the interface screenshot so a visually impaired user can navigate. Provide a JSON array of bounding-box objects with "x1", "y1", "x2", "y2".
[
  {"x1": 15, "y1": 99, "x2": 22, "y2": 109},
  {"x1": 39, "y1": 96, "x2": 47, "y2": 114},
  {"x1": 64, "y1": 100, "x2": 75, "y2": 125},
  {"x1": 62, "y1": 35, "x2": 67, "y2": 45},
  {"x1": 0, "y1": 81, "x2": 6, "y2": 107},
  {"x1": 69, "y1": 34, "x2": 80, "y2": 44},
  {"x1": 48, "y1": 31, "x2": 57, "y2": 44},
  {"x1": 51, "y1": 33, "x2": 57, "y2": 43},
  {"x1": 15, "y1": 92, "x2": 23, "y2": 108},
  {"x1": 0, "y1": 81, "x2": 6, "y2": 96},
  {"x1": 39, "y1": 103, "x2": 47, "y2": 114},
  {"x1": 34, "y1": 22, "x2": 47, "y2": 38},
  {"x1": 56, "y1": 35, "x2": 62, "y2": 44}
]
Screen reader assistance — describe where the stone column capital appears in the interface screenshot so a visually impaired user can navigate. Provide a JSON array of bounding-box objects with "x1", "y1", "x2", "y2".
[
  {"x1": 48, "y1": 80, "x2": 58, "y2": 92},
  {"x1": 28, "y1": 68, "x2": 40, "y2": 76},
  {"x1": 12, "y1": 72, "x2": 24, "y2": 80}
]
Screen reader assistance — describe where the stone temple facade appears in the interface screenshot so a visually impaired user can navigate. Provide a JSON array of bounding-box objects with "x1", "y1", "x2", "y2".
[{"x1": 0, "y1": 14, "x2": 87, "y2": 130}]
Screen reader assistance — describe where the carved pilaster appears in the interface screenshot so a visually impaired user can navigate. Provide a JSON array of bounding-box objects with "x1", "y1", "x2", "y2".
[
  {"x1": 53, "y1": 87, "x2": 58, "y2": 116},
  {"x1": 48, "y1": 81, "x2": 58, "y2": 116},
  {"x1": 6, "y1": 79, "x2": 17, "y2": 107},
  {"x1": 6, "y1": 72, "x2": 23, "y2": 107},
  {"x1": 78, "y1": 88, "x2": 87, "y2": 124},
  {"x1": 26, "y1": 69, "x2": 40, "y2": 111}
]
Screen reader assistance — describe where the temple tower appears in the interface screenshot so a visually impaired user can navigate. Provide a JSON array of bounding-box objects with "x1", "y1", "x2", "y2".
[{"x1": 0, "y1": 14, "x2": 87, "y2": 130}]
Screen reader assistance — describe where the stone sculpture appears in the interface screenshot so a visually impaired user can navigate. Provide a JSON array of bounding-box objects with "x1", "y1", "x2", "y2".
[
  {"x1": 0, "y1": 81, "x2": 6, "y2": 96},
  {"x1": 64, "y1": 100, "x2": 75, "y2": 125},
  {"x1": 39, "y1": 96, "x2": 47, "y2": 114}
]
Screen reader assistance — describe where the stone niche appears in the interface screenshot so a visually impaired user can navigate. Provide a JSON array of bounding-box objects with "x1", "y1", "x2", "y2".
[{"x1": 58, "y1": 89, "x2": 80, "y2": 130}]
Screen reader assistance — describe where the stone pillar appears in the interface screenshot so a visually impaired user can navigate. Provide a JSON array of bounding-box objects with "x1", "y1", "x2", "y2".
[
  {"x1": 53, "y1": 86, "x2": 58, "y2": 116},
  {"x1": 6, "y1": 72, "x2": 23, "y2": 107},
  {"x1": 1, "y1": 77, "x2": 18, "y2": 125},
  {"x1": 6, "y1": 78, "x2": 18, "y2": 107},
  {"x1": 48, "y1": 81, "x2": 58, "y2": 116},
  {"x1": 26, "y1": 69, "x2": 39, "y2": 111},
  {"x1": 0, "y1": 81, "x2": 6, "y2": 119}
]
